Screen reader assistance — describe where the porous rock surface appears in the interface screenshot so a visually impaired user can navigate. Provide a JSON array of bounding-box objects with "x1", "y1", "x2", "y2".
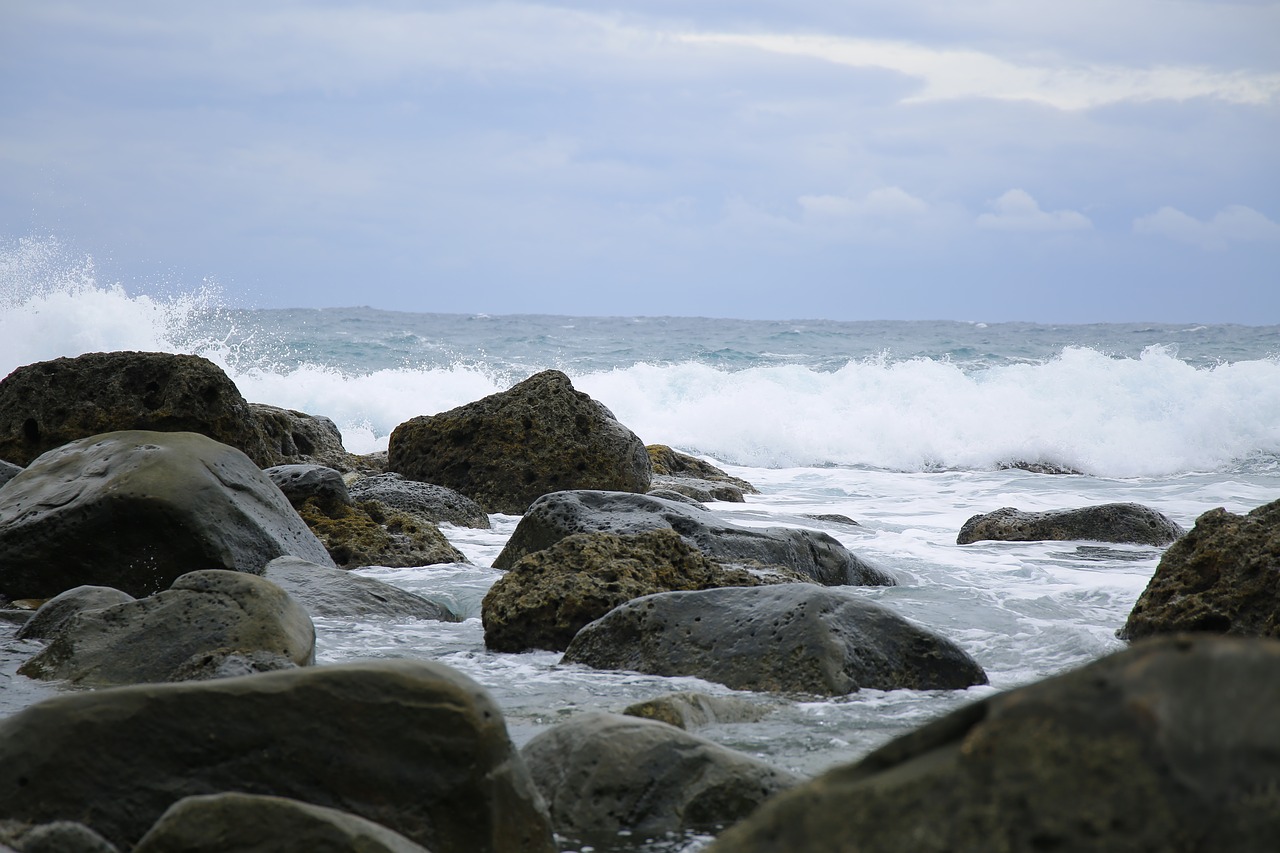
[
  {"x1": 707, "y1": 635, "x2": 1280, "y2": 853},
  {"x1": 647, "y1": 445, "x2": 758, "y2": 494},
  {"x1": 249, "y1": 403, "x2": 362, "y2": 471},
  {"x1": 298, "y1": 498, "x2": 467, "y2": 569},
  {"x1": 0, "y1": 430, "x2": 335, "y2": 600},
  {"x1": 349, "y1": 473, "x2": 491, "y2": 529},
  {"x1": 264, "y1": 556, "x2": 461, "y2": 621},
  {"x1": 14, "y1": 585, "x2": 135, "y2": 641},
  {"x1": 957, "y1": 502, "x2": 1183, "y2": 546},
  {"x1": 1121, "y1": 498, "x2": 1280, "y2": 639},
  {"x1": 563, "y1": 584, "x2": 988, "y2": 695},
  {"x1": 388, "y1": 370, "x2": 651, "y2": 515},
  {"x1": 265, "y1": 464, "x2": 353, "y2": 513}
]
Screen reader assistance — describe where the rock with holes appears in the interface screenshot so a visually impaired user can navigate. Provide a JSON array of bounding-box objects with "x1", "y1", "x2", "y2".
[
  {"x1": 349, "y1": 473, "x2": 490, "y2": 529},
  {"x1": 250, "y1": 403, "x2": 369, "y2": 472},
  {"x1": 1120, "y1": 498, "x2": 1280, "y2": 640},
  {"x1": 15, "y1": 586, "x2": 136, "y2": 641},
  {"x1": 265, "y1": 464, "x2": 353, "y2": 513},
  {"x1": 297, "y1": 499, "x2": 467, "y2": 569},
  {"x1": 493, "y1": 490, "x2": 894, "y2": 587},
  {"x1": 563, "y1": 584, "x2": 987, "y2": 695},
  {"x1": 957, "y1": 503, "x2": 1183, "y2": 546},
  {"x1": 522, "y1": 712, "x2": 799, "y2": 844},
  {"x1": 388, "y1": 370, "x2": 651, "y2": 515},
  {"x1": 647, "y1": 445, "x2": 758, "y2": 494},
  {"x1": 0, "y1": 430, "x2": 335, "y2": 601},
  {"x1": 707, "y1": 635, "x2": 1280, "y2": 853},
  {"x1": 264, "y1": 556, "x2": 461, "y2": 621}
]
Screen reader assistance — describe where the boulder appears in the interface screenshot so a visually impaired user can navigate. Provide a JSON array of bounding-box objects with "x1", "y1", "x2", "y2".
[
  {"x1": 522, "y1": 712, "x2": 799, "y2": 843},
  {"x1": 18, "y1": 570, "x2": 315, "y2": 686},
  {"x1": 481, "y1": 529, "x2": 804, "y2": 653},
  {"x1": 0, "y1": 430, "x2": 336, "y2": 600},
  {"x1": 249, "y1": 403, "x2": 363, "y2": 472},
  {"x1": 298, "y1": 499, "x2": 467, "y2": 569},
  {"x1": 388, "y1": 370, "x2": 651, "y2": 515},
  {"x1": 348, "y1": 473, "x2": 490, "y2": 529},
  {"x1": 563, "y1": 584, "x2": 988, "y2": 695},
  {"x1": 0, "y1": 659, "x2": 555, "y2": 853},
  {"x1": 493, "y1": 491, "x2": 895, "y2": 587},
  {"x1": 264, "y1": 556, "x2": 461, "y2": 621},
  {"x1": 649, "y1": 475, "x2": 745, "y2": 503},
  {"x1": 0, "y1": 351, "x2": 276, "y2": 467},
  {"x1": 133, "y1": 793, "x2": 430, "y2": 853},
  {"x1": 622, "y1": 692, "x2": 773, "y2": 730},
  {"x1": 3, "y1": 822, "x2": 118, "y2": 853},
  {"x1": 14, "y1": 585, "x2": 136, "y2": 641},
  {"x1": 1120, "y1": 498, "x2": 1280, "y2": 640},
  {"x1": 168, "y1": 648, "x2": 299, "y2": 682},
  {"x1": 0, "y1": 460, "x2": 21, "y2": 489},
  {"x1": 957, "y1": 502, "x2": 1183, "y2": 546},
  {"x1": 647, "y1": 445, "x2": 758, "y2": 494},
  {"x1": 707, "y1": 635, "x2": 1280, "y2": 853},
  {"x1": 265, "y1": 464, "x2": 353, "y2": 513}
]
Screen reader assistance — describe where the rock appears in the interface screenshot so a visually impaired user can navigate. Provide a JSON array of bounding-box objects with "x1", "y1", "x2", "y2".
[
  {"x1": 0, "y1": 659, "x2": 555, "y2": 853},
  {"x1": 264, "y1": 556, "x2": 461, "y2": 621},
  {"x1": 132, "y1": 793, "x2": 431, "y2": 853},
  {"x1": 0, "y1": 351, "x2": 277, "y2": 467},
  {"x1": 481, "y1": 529, "x2": 804, "y2": 653},
  {"x1": 645, "y1": 488, "x2": 708, "y2": 507},
  {"x1": 522, "y1": 712, "x2": 799, "y2": 843},
  {"x1": 647, "y1": 445, "x2": 759, "y2": 494},
  {"x1": 388, "y1": 370, "x2": 651, "y2": 515},
  {"x1": 0, "y1": 460, "x2": 21, "y2": 489},
  {"x1": 563, "y1": 584, "x2": 988, "y2": 695},
  {"x1": 265, "y1": 464, "x2": 353, "y2": 513},
  {"x1": 14, "y1": 586, "x2": 136, "y2": 641},
  {"x1": 9, "y1": 822, "x2": 118, "y2": 853},
  {"x1": 18, "y1": 570, "x2": 315, "y2": 686},
  {"x1": 805, "y1": 513, "x2": 861, "y2": 527},
  {"x1": 493, "y1": 491, "x2": 895, "y2": 587},
  {"x1": 622, "y1": 692, "x2": 773, "y2": 730},
  {"x1": 349, "y1": 473, "x2": 490, "y2": 529},
  {"x1": 167, "y1": 648, "x2": 299, "y2": 682},
  {"x1": 649, "y1": 475, "x2": 745, "y2": 503},
  {"x1": 0, "y1": 430, "x2": 336, "y2": 600},
  {"x1": 249, "y1": 402, "x2": 362, "y2": 471},
  {"x1": 957, "y1": 502, "x2": 1183, "y2": 546},
  {"x1": 707, "y1": 635, "x2": 1280, "y2": 853},
  {"x1": 997, "y1": 459, "x2": 1084, "y2": 475},
  {"x1": 1120, "y1": 499, "x2": 1280, "y2": 640},
  {"x1": 298, "y1": 498, "x2": 467, "y2": 569}
]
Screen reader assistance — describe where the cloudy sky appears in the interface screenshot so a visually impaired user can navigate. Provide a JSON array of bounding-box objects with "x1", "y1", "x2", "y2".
[{"x1": 2, "y1": 0, "x2": 1277, "y2": 321}]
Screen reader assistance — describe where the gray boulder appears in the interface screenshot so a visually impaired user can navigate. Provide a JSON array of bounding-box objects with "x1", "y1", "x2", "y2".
[
  {"x1": 18, "y1": 569, "x2": 315, "y2": 686},
  {"x1": 264, "y1": 556, "x2": 461, "y2": 621},
  {"x1": 957, "y1": 502, "x2": 1183, "y2": 546},
  {"x1": 0, "y1": 430, "x2": 336, "y2": 600},
  {"x1": 265, "y1": 464, "x2": 353, "y2": 513},
  {"x1": 707, "y1": 635, "x2": 1280, "y2": 853},
  {"x1": 522, "y1": 712, "x2": 799, "y2": 843},
  {"x1": 7, "y1": 822, "x2": 118, "y2": 853},
  {"x1": 622, "y1": 692, "x2": 773, "y2": 730},
  {"x1": 563, "y1": 584, "x2": 988, "y2": 695},
  {"x1": 15, "y1": 586, "x2": 135, "y2": 641},
  {"x1": 250, "y1": 403, "x2": 364, "y2": 472},
  {"x1": 133, "y1": 793, "x2": 430, "y2": 853},
  {"x1": 168, "y1": 648, "x2": 299, "y2": 681},
  {"x1": 493, "y1": 490, "x2": 894, "y2": 587},
  {"x1": 0, "y1": 659, "x2": 555, "y2": 853},
  {"x1": 1121, "y1": 498, "x2": 1280, "y2": 639},
  {"x1": 0, "y1": 460, "x2": 21, "y2": 489},
  {"x1": 388, "y1": 370, "x2": 651, "y2": 515},
  {"x1": 649, "y1": 475, "x2": 745, "y2": 503},
  {"x1": 349, "y1": 473, "x2": 491, "y2": 529}
]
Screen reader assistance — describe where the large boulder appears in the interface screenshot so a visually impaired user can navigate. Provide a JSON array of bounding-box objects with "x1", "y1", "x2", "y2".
[
  {"x1": 0, "y1": 430, "x2": 335, "y2": 601},
  {"x1": 563, "y1": 584, "x2": 987, "y2": 695},
  {"x1": 387, "y1": 370, "x2": 651, "y2": 515},
  {"x1": 521, "y1": 712, "x2": 799, "y2": 844},
  {"x1": 0, "y1": 351, "x2": 276, "y2": 467},
  {"x1": 349, "y1": 473, "x2": 491, "y2": 529},
  {"x1": 298, "y1": 499, "x2": 467, "y2": 569},
  {"x1": 1120, "y1": 499, "x2": 1280, "y2": 640},
  {"x1": 957, "y1": 503, "x2": 1183, "y2": 546},
  {"x1": 249, "y1": 403, "x2": 363, "y2": 472},
  {"x1": 18, "y1": 570, "x2": 315, "y2": 686},
  {"x1": 133, "y1": 793, "x2": 430, "y2": 853},
  {"x1": 707, "y1": 635, "x2": 1280, "y2": 853},
  {"x1": 0, "y1": 659, "x2": 555, "y2": 853},
  {"x1": 481, "y1": 529, "x2": 804, "y2": 653},
  {"x1": 264, "y1": 556, "x2": 461, "y2": 621},
  {"x1": 493, "y1": 490, "x2": 894, "y2": 587}
]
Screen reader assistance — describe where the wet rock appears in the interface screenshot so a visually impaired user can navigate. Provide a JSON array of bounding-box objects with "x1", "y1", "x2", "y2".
[
  {"x1": 957, "y1": 502, "x2": 1183, "y2": 546},
  {"x1": 707, "y1": 635, "x2": 1280, "y2": 853},
  {"x1": 563, "y1": 584, "x2": 987, "y2": 695},
  {"x1": 645, "y1": 488, "x2": 708, "y2": 507},
  {"x1": 265, "y1": 556, "x2": 461, "y2": 621},
  {"x1": 133, "y1": 793, "x2": 431, "y2": 853},
  {"x1": 15, "y1": 586, "x2": 136, "y2": 641},
  {"x1": 649, "y1": 475, "x2": 745, "y2": 503},
  {"x1": 349, "y1": 473, "x2": 490, "y2": 529},
  {"x1": 7, "y1": 821, "x2": 118, "y2": 853},
  {"x1": 266, "y1": 464, "x2": 353, "y2": 513},
  {"x1": 388, "y1": 370, "x2": 651, "y2": 515},
  {"x1": 0, "y1": 659, "x2": 555, "y2": 853},
  {"x1": 522, "y1": 712, "x2": 799, "y2": 843},
  {"x1": 493, "y1": 490, "x2": 895, "y2": 587},
  {"x1": 18, "y1": 569, "x2": 314, "y2": 686},
  {"x1": 0, "y1": 460, "x2": 21, "y2": 489},
  {"x1": 167, "y1": 648, "x2": 299, "y2": 682},
  {"x1": 481, "y1": 529, "x2": 804, "y2": 653},
  {"x1": 298, "y1": 498, "x2": 467, "y2": 569},
  {"x1": 997, "y1": 460, "x2": 1084, "y2": 475},
  {"x1": 1120, "y1": 498, "x2": 1280, "y2": 640},
  {"x1": 0, "y1": 430, "x2": 335, "y2": 600},
  {"x1": 805, "y1": 513, "x2": 861, "y2": 527},
  {"x1": 647, "y1": 445, "x2": 758, "y2": 494},
  {"x1": 622, "y1": 691, "x2": 773, "y2": 730},
  {"x1": 249, "y1": 403, "x2": 363, "y2": 471}
]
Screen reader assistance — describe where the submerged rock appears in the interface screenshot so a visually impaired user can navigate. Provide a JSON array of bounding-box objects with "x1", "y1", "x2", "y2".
[
  {"x1": 957, "y1": 503, "x2": 1183, "y2": 546},
  {"x1": 622, "y1": 691, "x2": 773, "y2": 730},
  {"x1": 563, "y1": 584, "x2": 987, "y2": 695},
  {"x1": 707, "y1": 635, "x2": 1280, "y2": 853},
  {"x1": 1121, "y1": 498, "x2": 1280, "y2": 639},
  {"x1": 298, "y1": 498, "x2": 467, "y2": 569},
  {"x1": 349, "y1": 472, "x2": 491, "y2": 529},
  {"x1": 265, "y1": 556, "x2": 461, "y2": 621},
  {"x1": 388, "y1": 370, "x2": 651, "y2": 515}
]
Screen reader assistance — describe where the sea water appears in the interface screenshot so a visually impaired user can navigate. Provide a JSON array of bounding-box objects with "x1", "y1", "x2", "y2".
[{"x1": 2, "y1": 236, "x2": 1279, "y2": 850}]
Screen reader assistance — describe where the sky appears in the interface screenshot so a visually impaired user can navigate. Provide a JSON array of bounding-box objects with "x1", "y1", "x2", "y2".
[{"x1": 1, "y1": 0, "x2": 1278, "y2": 322}]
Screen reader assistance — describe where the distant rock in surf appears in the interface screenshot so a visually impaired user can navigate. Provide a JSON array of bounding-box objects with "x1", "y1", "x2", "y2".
[
  {"x1": 647, "y1": 444, "x2": 758, "y2": 502},
  {"x1": 622, "y1": 691, "x2": 774, "y2": 730},
  {"x1": 957, "y1": 503, "x2": 1183, "y2": 546}
]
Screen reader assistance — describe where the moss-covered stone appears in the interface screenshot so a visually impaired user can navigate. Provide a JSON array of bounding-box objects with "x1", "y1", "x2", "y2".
[
  {"x1": 647, "y1": 445, "x2": 758, "y2": 494},
  {"x1": 298, "y1": 498, "x2": 466, "y2": 569}
]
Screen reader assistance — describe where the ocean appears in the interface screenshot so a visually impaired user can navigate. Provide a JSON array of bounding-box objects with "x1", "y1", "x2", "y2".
[{"x1": 3, "y1": 236, "x2": 1280, "y2": 850}]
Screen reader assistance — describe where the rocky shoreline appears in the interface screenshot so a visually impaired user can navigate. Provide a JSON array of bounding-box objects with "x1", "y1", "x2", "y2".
[{"x1": 0, "y1": 350, "x2": 1277, "y2": 852}]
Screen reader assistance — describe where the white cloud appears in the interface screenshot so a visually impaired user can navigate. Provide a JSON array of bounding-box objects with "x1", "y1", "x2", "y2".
[
  {"x1": 976, "y1": 190, "x2": 1092, "y2": 232},
  {"x1": 1133, "y1": 205, "x2": 1280, "y2": 250},
  {"x1": 799, "y1": 186, "x2": 930, "y2": 220}
]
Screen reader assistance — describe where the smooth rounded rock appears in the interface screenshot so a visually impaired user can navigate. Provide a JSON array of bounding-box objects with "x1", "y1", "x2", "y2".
[
  {"x1": 265, "y1": 556, "x2": 461, "y2": 621},
  {"x1": 15, "y1": 585, "x2": 136, "y2": 641},
  {"x1": 957, "y1": 503, "x2": 1183, "y2": 546}
]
